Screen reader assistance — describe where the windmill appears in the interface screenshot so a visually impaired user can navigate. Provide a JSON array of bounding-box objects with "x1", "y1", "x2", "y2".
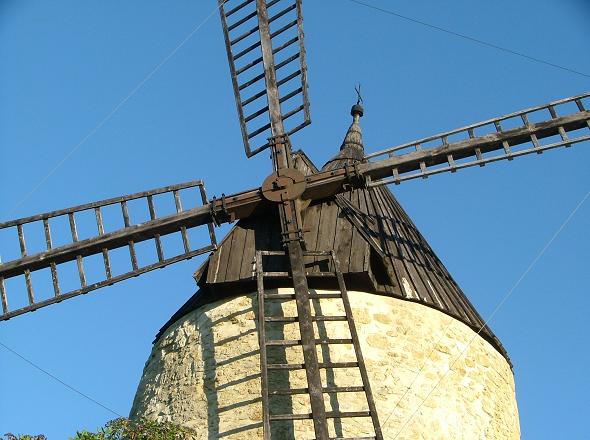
[{"x1": 1, "y1": 1, "x2": 589, "y2": 439}]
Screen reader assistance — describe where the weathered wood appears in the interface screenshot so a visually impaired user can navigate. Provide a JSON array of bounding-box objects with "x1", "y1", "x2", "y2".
[
  {"x1": 366, "y1": 189, "x2": 414, "y2": 301},
  {"x1": 350, "y1": 190, "x2": 370, "y2": 273},
  {"x1": 255, "y1": 251, "x2": 271, "y2": 440},
  {"x1": 362, "y1": 110, "x2": 590, "y2": 184},
  {"x1": 288, "y1": 241, "x2": 329, "y2": 440},
  {"x1": 313, "y1": 201, "x2": 339, "y2": 272},
  {"x1": 43, "y1": 218, "x2": 60, "y2": 297},
  {"x1": 95, "y1": 207, "x2": 112, "y2": 280},
  {"x1": 17, "y1": 224, "x2": 34, "y2": 305},
  {"x1": 226, "y1": 224, "x2": 248, "y2": 281},
  {"x1": 0, "y1": 179, "x2": 207, "y2": 228},
  {"x1": 0, "y1": 278, "x2": 8, "y2": 314},
  {"x1": 121, "y1": 201, "x2": 139, "y2": 271},
  {"x1": 4, "y1": 104, "x2": 588, "y2": 282},
  {"x1": 383, "y1": 187, "x2": 441, "y2": 305},
  {"x1": 147, "y1": 196, "x2": 164, "y2": 263},
  {"x1": 332, "y1": 251, "x2": 383, "y2": 440},
  {"x1": 1, "y1": 244, "x2": 215, "y2": 321},
  {"x1": 334, "y1": 191, "x2": 356, "y2": 273},
  {"x1": 68, "y1": 213, "x2": 86, "y2": 287},
  {"x1": 217, "y1": 0, "x2": 310, "y2": 157},
  {"x1": 238, "y1": 226, "x2": 256, "y2": 279},
  {"x1": 173, "y1": 190, "x2": 191, "y2": 253}
]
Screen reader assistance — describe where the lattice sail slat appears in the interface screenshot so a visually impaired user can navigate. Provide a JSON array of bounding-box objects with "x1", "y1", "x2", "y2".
[
  {"x1": 219, "y1": 0, "x2": 311, "y2": 157},
  {"x1": 0, "y1": 180, "x2": 217, "y2": 321},
  {"x1": 364, "y1": 92, "x2": 590, "y2": 186}
]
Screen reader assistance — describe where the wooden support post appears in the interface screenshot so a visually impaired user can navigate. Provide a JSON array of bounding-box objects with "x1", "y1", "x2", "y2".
[
  {"x1": 173, "y1": 190, "x2": 191, "y2": 253},
  {"x1": 267, "y1": 131, "x2": 329, "y2": 439},
  {"x1": 95, "y1": 207, "x2": 112, "y2": 280},
  {"x1": 68, "y1": 213, "x2": 87, "y2": 287},
  {"x1": 0, "y1": 277, "x2": 8, "y2": 315},
  {"x1": 17, "y1": 224, "x2": 34, "y2": 305},
  {"x1": 43, "y1": 218, "x2": 60, "y2": 297},
  {"x1": 286, "y1": 240, "x2": 328, "y2": 440},
  {"x1": 147, "y1": 196, "x2": 165, "y2": 262},
  {"x1": 121, "y1": 201, "x2": 139, "y2": 271}
]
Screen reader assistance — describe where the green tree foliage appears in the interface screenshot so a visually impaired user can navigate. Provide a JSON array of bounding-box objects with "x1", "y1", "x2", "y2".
[
  {"x1": 4, "y1": 419, "x2": 196, "y2": 440},
  {"x1": 3, "y1": 435, "x2": 46, "y2": 440},
  {"x1": 71, "y1": 418, "x2": 196, "y2": 440}
]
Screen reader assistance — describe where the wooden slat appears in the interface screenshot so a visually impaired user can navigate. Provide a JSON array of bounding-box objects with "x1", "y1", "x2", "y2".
[
  {"x1": 264, "y1": 293, "x2": 341, "y2": 300},
  {"x1": 302, "y1": 201, "x2": 323, "y2": 272},
  {"x1": 1, "y1": 244, "x2": 215, "y2": 321},
  {"x1": 43, "y1": 218, "x2": 60, "y2": 297},
  {"x1": 267, "y1": 361, "x2": 359, "y2": 370},
  {"x1": 365, "y1": 189, "x2": 414, "y2": 302},
  {"x1": 381, "y1": 188, "x2": 441, "y2": 306},
  {"x1": 332, "y1": 251, "x2": 383, "y2": 439},
  {"x1": 239, "y1": 225, "x2": 256, "y2": 279},
  {"x1": 121, "y1": 201, "x2": 139, "y2": 271},
  {"x1": 216, "y1": 226, "x2": 236, "y2": 282},
  {"x1": 269, "y1": 385, "x2": 365, "y2": 396},
  {"x1": 95, "y1": 207, "x2": 112, "y2": 280},
  {"x1": 383, "y1": 193, "x2": 449, "y2": 309},
  {"x1": 333, "y1": 191, "x2": 355, "y2": 273},
  {"x1": 147, "y1": 195, "x2": 164, "y2": 263},
  {"x1": 198, "y1": 184, "x2": 217, "y2": 247},
  {"x1": 285, "y1": 239, "x2": 329, "y2": 439},
  {"x1": 575, "y1": 99, "x2": 590, "y2": 128},
  {"x1": 521, "y1": 113, "x2": 542, "y2": 153},
  {"x1": 68, "y1": 213, "x2": 86, "y2": 287},
  {"x1": 348, "y1": 190, "x2": 369, "y2": 274},
  {"x1": 1, "y1": 179, "x2": 207, "y2": 229},
  {"x1": 270, "y1": 411, "x2": 371, "y2": 421},
  {"x1": 173, "y1": 190, "x2": 191, "y2": 253},
  {"x1": 17, "y1": 224, "x2": 35, "y2": 305},
  {"x1": 548, "y1": 105, "x2": 571, "y2": 145},
  {"x1": 314, "y1": 201, "x2": 339, "y2": 272},
  {"x1": 226, "y1": 224, "x2": 248, "y2": 281},
  {"x1": 266, "y1": 338, "x2": 352, "y2": 347},
  {"x1": 255, "y1": 251, "x2": 271, "y2": 440},
  {"x1": 376, "y1": 187, "x2": 432, "y2": 304},
  {"x1": 0, "y1": 277, "x2": 8, "y2": 314}
]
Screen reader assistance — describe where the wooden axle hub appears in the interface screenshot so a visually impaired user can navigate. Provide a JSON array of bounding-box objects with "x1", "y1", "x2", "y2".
[{"x1": 261, "y1": 168, "x2": 306, "y2": 202}]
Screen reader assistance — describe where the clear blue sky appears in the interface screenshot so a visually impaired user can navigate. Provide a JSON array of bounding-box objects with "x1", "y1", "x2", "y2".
[{"x1": 1, "y1": 0, "x2": 589, "y2": 438}]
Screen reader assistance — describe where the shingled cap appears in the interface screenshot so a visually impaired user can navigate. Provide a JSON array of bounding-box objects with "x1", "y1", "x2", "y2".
[
  {"x1": 157, "y1": 104, "x2": 509, "y2": 363},
  {"x1": 323, "y1": 103, "x2": 366, "y2": 170}
]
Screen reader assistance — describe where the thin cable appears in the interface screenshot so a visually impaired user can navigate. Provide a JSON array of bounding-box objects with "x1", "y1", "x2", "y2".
[
  {"x1": 347, "y1": 0, "x2": 590, "y2": 79},
  {"x1": 2, "y1": 3, "x2": 221, "y2": 221},
  {"x1": 0, "y1": 339, "x2": 123, "y2": 417},
  {"x1": 391, "y1": 189, "x2": 590, "y2": 438}
]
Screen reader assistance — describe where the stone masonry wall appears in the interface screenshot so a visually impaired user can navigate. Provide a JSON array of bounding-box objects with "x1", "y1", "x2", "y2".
[{"x1": 130, "y1": 290, "x2": 520, "y2": 439}]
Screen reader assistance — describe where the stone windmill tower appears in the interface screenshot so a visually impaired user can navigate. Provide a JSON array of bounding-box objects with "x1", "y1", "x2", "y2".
[
  {"x1": 1, "y1": 1, "x2": 588, "y2": 438},
  {"x1": 129, "y1": 104, "x2": 521, "y2": 439}
]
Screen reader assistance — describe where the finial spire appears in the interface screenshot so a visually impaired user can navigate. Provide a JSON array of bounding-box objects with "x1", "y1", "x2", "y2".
[
  {"x1": 351, "y1": 83, "x2": 364, "y2": 120},
  {"x1": 340, "y1": 89, "x2": 364, "y2": 152},
  {"x1": 321, "y1": 87, "x2": 366, "y2": 170}
]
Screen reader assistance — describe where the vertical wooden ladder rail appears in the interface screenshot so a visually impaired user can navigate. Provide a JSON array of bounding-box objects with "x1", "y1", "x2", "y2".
[{"x1": 255, "y1": 249, "x2": 383, "y2": 440}]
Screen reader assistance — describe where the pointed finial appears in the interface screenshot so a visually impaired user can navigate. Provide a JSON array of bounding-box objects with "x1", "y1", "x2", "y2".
[
  {"x1": 351, "y1": 83, "x2": 364, "y2": 118},
  {"x1": 338, "y1": 85, "x2": 365, "y2": 152}
]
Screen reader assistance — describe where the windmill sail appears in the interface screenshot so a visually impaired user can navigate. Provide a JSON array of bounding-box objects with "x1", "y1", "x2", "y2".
[
  {"x1": 2, "y1": 92, "x2": 588, "y2": 321},
  {"x1": 0, "y1": 180, "x2": 216, "y2": 321},
  {"x1": 219, "y1": 0, "x2": 311, "y2": 157},
  {"x1": 363, "y1": 92, "x2": 590, "y2": 185}
]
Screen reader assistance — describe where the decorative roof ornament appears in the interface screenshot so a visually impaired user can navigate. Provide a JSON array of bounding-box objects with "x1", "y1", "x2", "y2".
[
  {"x1": 341, "y1": 84, "x2": 365, "y2": 152},
  {"x1": 323, "y1": 86, "x2": 367, "y2": 170}
]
